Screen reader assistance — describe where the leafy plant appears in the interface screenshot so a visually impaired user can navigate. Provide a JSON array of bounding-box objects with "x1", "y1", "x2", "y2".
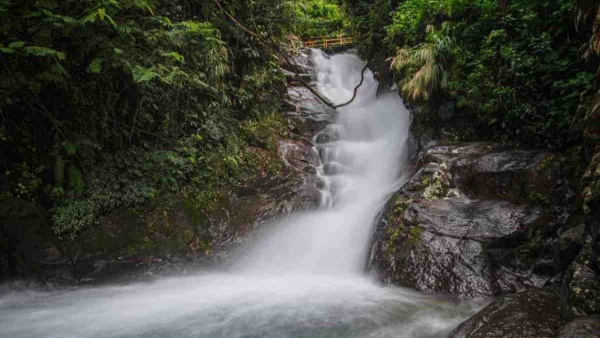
[
  {"x1": 0, "y1": 0, "x2": 297, "y2": 240},
  {"x1": 391, "y1": 26, "x2": 454, "y2": 101}
]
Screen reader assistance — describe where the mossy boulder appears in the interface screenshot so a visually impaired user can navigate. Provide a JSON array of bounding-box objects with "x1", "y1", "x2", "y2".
[
  {"x1": 562, "y1": 242, "x2": 600, "y2": 321},
  {"x1": 371, "y1": 143, "x2": 577, "y2": 299},
  {"x1": 372, "y1": 196, "x2": 544, "y2": 298}
]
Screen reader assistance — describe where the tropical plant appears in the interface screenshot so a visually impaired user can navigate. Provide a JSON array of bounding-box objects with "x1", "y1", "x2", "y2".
[
  {"x1": 0, "y1": 0, "x2": 297, "y2": 242},
  {"x1": 295, "y1": 0, "x2": 347, "y2": 38},
  {"x1": 391, "y1": 26, "x2": 454, "y2": 101},
  {"x1": 344, "y1": 0, "x2": 597, "y2": 149}
]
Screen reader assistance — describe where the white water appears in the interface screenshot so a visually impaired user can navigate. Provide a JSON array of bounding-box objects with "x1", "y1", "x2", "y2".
[{"x1": 0, "y1": 51, "x2": 476, "y2": 338}]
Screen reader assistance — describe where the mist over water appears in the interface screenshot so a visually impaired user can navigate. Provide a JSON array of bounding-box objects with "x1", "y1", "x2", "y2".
[{"x1": 0, "y1": 51, "x2": 477, "y2": 338}]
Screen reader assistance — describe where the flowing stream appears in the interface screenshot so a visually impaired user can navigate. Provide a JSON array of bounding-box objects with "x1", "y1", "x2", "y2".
[{"x1": 0, "y1": 51, "x2": 477, "y2": 338}]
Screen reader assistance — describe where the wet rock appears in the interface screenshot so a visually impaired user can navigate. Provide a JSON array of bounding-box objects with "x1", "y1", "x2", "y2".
[
  {"x1": 449, "y1": 289, "x2": 561, "y2": 338},
  {"x1": 282, "y1": 69, "x2": 312, "y2": 83},
  {"x1": 451, "y1": 150, "x2": 553, "y2": 202},
  {"x1": 370, "y1": 142, "x2": 568, "y2": 299},
  {"x1": 438, "y1": 102, "x2": 456, "y2": 122},
  {"x1": 404, "y1": 198, "x2": 540, "y2": 242},
  {"x1": 562, "y1": 242, "x2": 600, "y2": 321},
  {"x1": 558, "y1": 316, "x2": 600, "y2": 338},
  {"x1": 556, "y1": 224, "x2": 586, "y2": 271},
  {"x1": 281, "y1": 51, "x2": 313, "y2": 74},
  {"x1": 406, "y1": 133, "x2": 420, "y2": 165},
  {"x1": 287, "y1": 86, "x2": 335, "y2": 124},
  {"x1": 373, "y1": 196, "x2": 543, "y2": 298}
]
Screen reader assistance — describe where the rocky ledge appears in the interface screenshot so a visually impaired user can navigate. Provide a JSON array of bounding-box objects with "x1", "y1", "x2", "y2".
[{"x1": 369, "y1": 141, "x2": 600, "y2": 334}]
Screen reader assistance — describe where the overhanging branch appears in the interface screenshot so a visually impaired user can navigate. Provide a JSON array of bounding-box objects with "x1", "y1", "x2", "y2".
[{"x1": 214, "y1": 0, "x2": 367, "y2": 110}]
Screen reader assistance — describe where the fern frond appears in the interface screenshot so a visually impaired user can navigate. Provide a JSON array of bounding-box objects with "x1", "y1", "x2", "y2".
[{"x1": 24, "y1": 46, "x2": 66, "y2": 60}]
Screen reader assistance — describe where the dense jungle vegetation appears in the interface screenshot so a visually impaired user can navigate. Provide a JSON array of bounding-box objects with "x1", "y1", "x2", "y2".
[
  {"x1": 2, "y1": 0, "x2": 599, "y2": 282},
  {"x1": 0, "y1": 0, "x2": 346, "y2": 278},
  {"x1": 344, "y1": 0, "x2": 599, "y2": 150},
  {"x1": 296, "y1": 0, "x2": 347, "y2": 38}
]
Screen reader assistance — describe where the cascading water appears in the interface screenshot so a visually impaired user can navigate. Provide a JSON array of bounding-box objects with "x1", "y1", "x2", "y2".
[{"x1": 0, "y1": 51, "x2": 477, "y2": 338}]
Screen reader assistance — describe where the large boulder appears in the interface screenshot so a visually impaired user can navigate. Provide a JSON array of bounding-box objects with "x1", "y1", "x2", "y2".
[
  {"x1": 370, "y1": 143, "x2": 572, "y2": 298},
  {"x1": 404, "y1": 198, "x2": 540, "y2": 242},
  {"x1": 452, "y1": 150, "x2": 554, "y2": 201},
  {"x1": 449, "y1": 289, "x2": 561, "y2": 338},
  {"x1": 372, "y1": 196, "x2": 544, "y2": 298}
]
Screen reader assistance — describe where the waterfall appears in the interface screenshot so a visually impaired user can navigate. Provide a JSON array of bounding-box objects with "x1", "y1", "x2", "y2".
[
  {"x1": 0, "y1": 51, "x2": 476, "y2": 338},
  {"x1": 233, "y1": 50, "x2": 410, "y2": 275}
]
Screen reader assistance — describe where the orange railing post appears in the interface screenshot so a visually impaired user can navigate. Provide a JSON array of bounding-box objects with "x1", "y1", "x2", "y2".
[{"x1": 303, "y1": 34, "x2": 353, "y2": 48}]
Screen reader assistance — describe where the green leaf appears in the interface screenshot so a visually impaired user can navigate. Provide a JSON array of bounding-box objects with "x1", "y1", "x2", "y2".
[
  {"x1": 98, "y1": 8, "x2": 106, "y2": 20},
  {"x1": 63, "y1": 142, "x2": 78, "y2": 155},
  {"x1": 23, "y1": 46, "x2": 65, "y2": 60},
  {"x1": 161, "y1": 51, "x2": 185, "y2": 63},
  {"x1": 79, "y1": 11, "x2": 98, "y2": 24},
  {"x1": 87, "y1": 58, "x2": 104, "y2": 73},
  {"x1": 136, "y1": 0, "x2": 154, "y2": 16},
  {"x1": 51, "y1": 62, "x2": 68, "y2": 76},
  {"x1": 68, "y1": 166, "x2": 85, "y2": 194},
  {"x1": 8, "y1": 41, "x2": 25, "y2": 48},
  {"x1": 131, "y1": 65, "x2": 160, "y2": 83},
  {"x1": 0, "y1": 1, "x2": 7, "y2": 17},
  {"x1": 104, "y1": 13, "x2": 118, "y2": 29}
]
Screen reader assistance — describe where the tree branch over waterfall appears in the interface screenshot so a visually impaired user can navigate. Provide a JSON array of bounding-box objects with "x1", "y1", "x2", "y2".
[{"x1": 214, "y1": 0, "x2": 366, "y2": 110}]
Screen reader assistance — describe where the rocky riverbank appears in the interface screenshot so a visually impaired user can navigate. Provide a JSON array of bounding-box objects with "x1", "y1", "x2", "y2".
[{"x1": 370, "y1": 122, "x2": 600, "y2": 335}]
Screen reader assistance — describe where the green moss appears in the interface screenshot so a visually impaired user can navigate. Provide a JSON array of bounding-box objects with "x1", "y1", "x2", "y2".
[
  {"x1": 516, "y1": 227, "x2": 544, "y2": 265},
  {"x1": 526, "y1": 191, "x2": 551, "y2": 205},
  {"x1": 422, "y1": 171, "x2": 449, "y2": 201},
  {"x1": 408, "y1": 226, "x2": 423, "y2": 244},
  {"x1": 536, "y1": 154, "x2": 556, "y2": 173}
]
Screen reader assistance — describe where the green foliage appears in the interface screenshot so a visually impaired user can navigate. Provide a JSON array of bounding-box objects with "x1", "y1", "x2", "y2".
[
  {"x1": 344, "y1": 0, "x2": 597, "y2": 149},
  {"x1": 391, "y1": 26, "x2": 453, "y2": 101},
  {"x1": 295, "y1": 0, "x2": 347, "y2": 38},
  {"x1": 0, "y1": 0, "x2": 296, "y2": 239}
]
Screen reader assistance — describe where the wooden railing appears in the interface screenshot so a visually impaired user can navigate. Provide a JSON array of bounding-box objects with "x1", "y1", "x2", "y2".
[{"x1": 304, "y1": 34, "x2": 353, "y2": 48}]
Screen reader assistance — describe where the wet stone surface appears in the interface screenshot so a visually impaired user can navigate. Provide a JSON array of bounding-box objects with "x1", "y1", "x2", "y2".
[
  {"x1": 370, "y1": 143, "x2": 566, "y2": 299},
  {"x1": 558, "y1": 316, "x2": 600, "y2": 338},
  {"x1": 448, "y1": 289, "x2": 561, "y2": 338}
]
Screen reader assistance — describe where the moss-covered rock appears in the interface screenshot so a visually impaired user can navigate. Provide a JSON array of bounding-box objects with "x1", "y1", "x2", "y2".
[
  {"x1": 370, "y1": 143, "x2": 580, "y2": 299},
  {"x1": 562, "y1": 242, "x2": 600, "y2": 321}
]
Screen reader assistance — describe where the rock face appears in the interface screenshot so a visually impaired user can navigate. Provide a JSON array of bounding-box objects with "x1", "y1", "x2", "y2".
[
  {"x1": 370, "y1": 142, "x2": 577, "y2": 298},
  {"x1": 562, "y1": 243, "x2": 600, "y2": 321},
  {"x1": 373, "y1": 139, "x2": 600, "y2": 334},
  {"x1": 207, "y1": 89, "x2": 326, "y2": 259},
  {"x1": 396, "y1": 198, "x2": 543, "y2": 298},
  {"x1": 449, "y1": 289, "x2": 561, "y2": 338}
]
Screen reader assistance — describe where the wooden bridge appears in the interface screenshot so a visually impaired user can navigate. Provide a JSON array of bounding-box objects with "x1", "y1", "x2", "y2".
[{"x1": 304, "y1": 34, "x2": 354, "y2": 48}]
